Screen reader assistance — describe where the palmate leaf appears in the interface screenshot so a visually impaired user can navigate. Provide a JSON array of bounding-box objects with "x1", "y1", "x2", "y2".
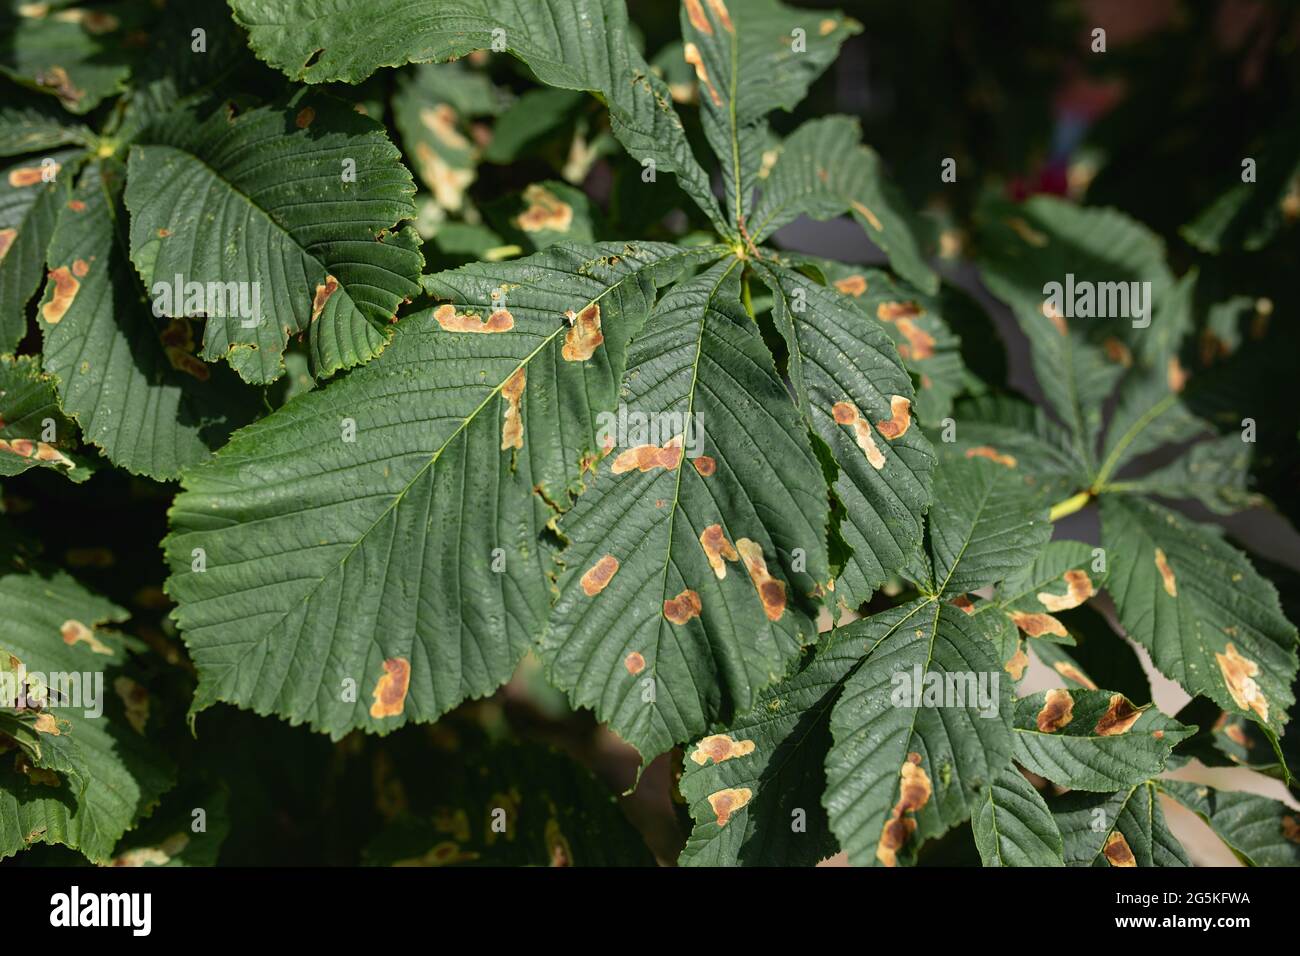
[
  {"x1": 676, "y1": 1, "x2": 857, "y2": 241},
  {"x1": 751, "y1": 117, "x2": 936, "y2": 294},
  {"x1": 0, "y1": 559, "x2": 175, "y2": 864},
  {"x1": 0, "y1": 354, "x2": 88, "y2": 482},
  {"x1": 1100, "y1": 495, "x2": 1298, "y2": 740},
  {"x1": 1051, "y1": 782, "x2": 1189, "y2": 868},
  {"x1": 756, "y1": 262, "x2": 934, "y2": 608},
  {"x1": 37, "y1": 162, "x2": 260, "y2": 480},
  {"x1": 165, "y1": 242, "x2": 700, "y2": 739},
  {"x1": 229, "y1": 0, "x2": 726, "y2": 233},
  {"x1": 540, "y1": 259, "x2": 830, "y2": 760},
  {"x1": 971, "y1": 765, "x2": 1064, "y2": 867},
  {"x1": 1012, "y1": 689, "x2": 1192, "y2": 792},
  {"x1": 124, "y1": 92, "x2": 423, "y2": 385},
  {"x1": 823, "y1": 455, "x2": 1054, "y2": 866},
  {"x1": 1160, "y1": 780, "x2": 1300, "y2": 867},
  {"x1": 1, "y1": 148, "x2": 79, "y2": 352},
  {"x1": 678, "y1": 638, "x2": 860, "y2": 867}
]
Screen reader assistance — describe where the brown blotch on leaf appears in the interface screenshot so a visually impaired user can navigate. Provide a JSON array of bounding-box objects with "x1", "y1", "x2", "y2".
[
  {"x1": 852, "y1": 200, "x2": 883, "y2": 231},
  {"x1": 691, "y1": 455, "x2": 716, "y2": 476},
  {"x1": 663, "y1": 588, "x2": 703, "y2": 625},
  {"x1": 707, "y1": 787, "x2": 752, "y2": 827},
  {"x1": 690, "y1": 734, "x2": 755, "y2": 766},
  {"x1": 832, "y1": 401, "x2": 885, "y2": 470},
  {"x1": 14, "y1": 755, "x2": 60, "y2": 788},
  {"x1": 8, "y1": 165, "x2": 55, "y2": 188},
  {"x1": 736, "y1": 538, "x2": 786, "y2": 622},
  {"x1": 877, "y1": 301, "x2": 922, "y2": 322},
  {"x1": 1094, "y1": 694, "x2": 1143, "y2": 736},
  {"x1": 1167, "y1": 356, "x2": 1189, "y2": 393},
  {"x1": 875, "y1": 395, "x2": 912, "y2": 440},
  {"x1": 35, "y1": 66, "x2": 82, "y2": 105},
  {"x1": 965, "y1": 445, "x2": 1017, "y2": 468},
  {"x1": 1216, "y1": 643, "x2": 1269, "y2": 722},
  {"x1": 295, "y1": 106, "x2": 316, "y2": 128},
  {"x1": 67, "y1": 199, "x2": 86, "y2": 212},
  {"x1": 0, "y1": 228, "x2": 16, "y2": 262},
  {"x1": 434, "y1": 302, "x2": 513, "y2": 333},
  {"x1": 1006, "y1": 216, "x2": 1048, "y2": 247},
  {"x1": 33, "y1": 713, "x2": 61, "y2": 736},
  {"x1": 516, "y1": 183, "x2": 573, "y2": 233},
  {"x1": 580, "y1": 554, "x2": 619, "y2": 596},
  {"x1": 500, "y1": 367, "x2": 526, "y2": 451},
  {"x1": 1103, "y1": 831, "x2": 1136, "y2": 867},
  {"x1": 1053, "y1": 661, "x2": 1098, "y2": 690},
  {"x1": 700, "y1": 524, "x2": 739, "y2": 579},
  {"x1": 60, "y1": 619, "x2": 111, "y2": 655},
  {"x1": 876, "y1": 754, "x2": 931, "y2": 867},
  {"x1": 156, "y1": 226, "x2": 169, "y2": 236},
  {"x1": 834, "y1": 274, "x2": 868, "y2": 297},
  {"x1": 706, "y1": 0, "x2": 733, "y2": 31},
  {"x1": 42, "y1": 265, "x2": 79, "y2": 324},
  {"x1": 310, "y1": 275, "x2": 339, "y2": 322},
  {"x1": 1010, "y1": 610, "x2": 1067, "y2": 638},
  {"x1": 114, "y1": 675, "x2": 150, "y2": 734},
  {"x1": 562, "y1": 303, "x2": 603, "y2": 361},
  {"x1": 950, "y1": 594, "x2": 975, "y2": 615},
  {"x1": 1281, "y1": 816, "x2": 1300, "y2": 845},
  {"x1": 419, "y1": 104, "x2": 470, "y2": 150},
  {"x1": 1154, "y1": 548, "x2": 1177, "y2": 597},
  {"x1": 1036, "y1": 688, "x2": 1074, "y2": 732},
  {"x1": 369, "y1": 657, "x2": 411, "y2": 719},
  {"x1": 820, "y1": 18, "x2": 839, "y2": 35},
  {"x1": 1102, "y1": 336, "x2": 1133, "y2": 367},
  {"x1": 894, "y1": 319, "x2": 936, "y2": 360},
  {"x1": 611, "y1": 436, "x2": 682, "y2": 474},
  {"x1": 1223, "y1": 723, "x2": 1249, "y2": 747},
  {"x1": 684, "y1": 0, "x2": 713, "y2": 34},
  {"x1": 624, "y1": 651, "x2": 645, "y2": 675},
  {"x1": 683, "y1": 42, "x2": 722, "y2": 106},
  {"x1": 1005, "y1": 646, "x2": 1029, "y2": 680},
  {"x1": 1038, "y1": 569, "x2": 1094, "y2": 612},
  {"x1": 71, "y1": 258, "x2": 88, "y2": 278}
]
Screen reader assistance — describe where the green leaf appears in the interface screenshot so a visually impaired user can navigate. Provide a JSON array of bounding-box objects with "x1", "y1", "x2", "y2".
[
  {"x1": 1028, "y1": 605, "x2": 1152, "y2": 704},
  {"x1": 1160, "y1": 779, "x2": 1300, "y2": 867},
  {"x1": 678, "y1": 638, "x2": 860, "y2": 866},
  {"x1": 0, "y1": 2, "x2": 139, "y2": 114},
  {"x1": 1051, "y1": 782, "x2": 1189, "y2": 867},
  {"x1": 1013, "y1": 689, "x2": 1192, "y2": 791},
  {"x1": 107, "y1": 782, "x2": 230, "y2": 866},
  {"x1": 971, "y1": 765, "x2": 1064, "y2": 867},
  {"x1": 1182, "y1": 122, "x2": 1300, "y2": 254},
  {"x1": 1118, "y1": 434, "x2": 1260, "y2": 515},
  {"x1": 1, "y1": 148, "x2": 79, "y2": 351},
  {"x1": 229, "y1": 0, "x2": 726, "y2": 232},
  {"x1": 0, "y1": 100, "x2": 92, "y2": 158},
  {"x1": 927, "y1": 455, "x2": 1052, "y2": 598},
  {"x1": 484, "y1": 181, "x2": 597, "y2": 253},
  {"x1": 124, "y1": 94, "x2": 423, "y2": 384},
  {"x1": 0, "y1": 354, "x2": 90, "y2": 482},
  {"x1": 540, "y1": 259, "x2": 830, "y2": 761},
  {"x1": 755, "y1": 260, "x2": 934, "y2": 608},
  {"x1": 0, "y1": 561, "x2": 175, "y2": 863},
  {"x1": 39, "y1": 163, "x2": 259, "y2": 480},
  {"x1": 165, "y1": 242, "x2": 699, "y2": 739},
  {"x1": 1100, "y1": 494, "x2": 1298, "y2": 737},
  {"x1": 677, "y1": 3, "x2": 858, "y2": 241},
  {"x1": 751, "y1": 117, "x2": 935, "y2": 293},
  {"x1": 825, "y1": 599, "x2": 1013, "y2": 866}
]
